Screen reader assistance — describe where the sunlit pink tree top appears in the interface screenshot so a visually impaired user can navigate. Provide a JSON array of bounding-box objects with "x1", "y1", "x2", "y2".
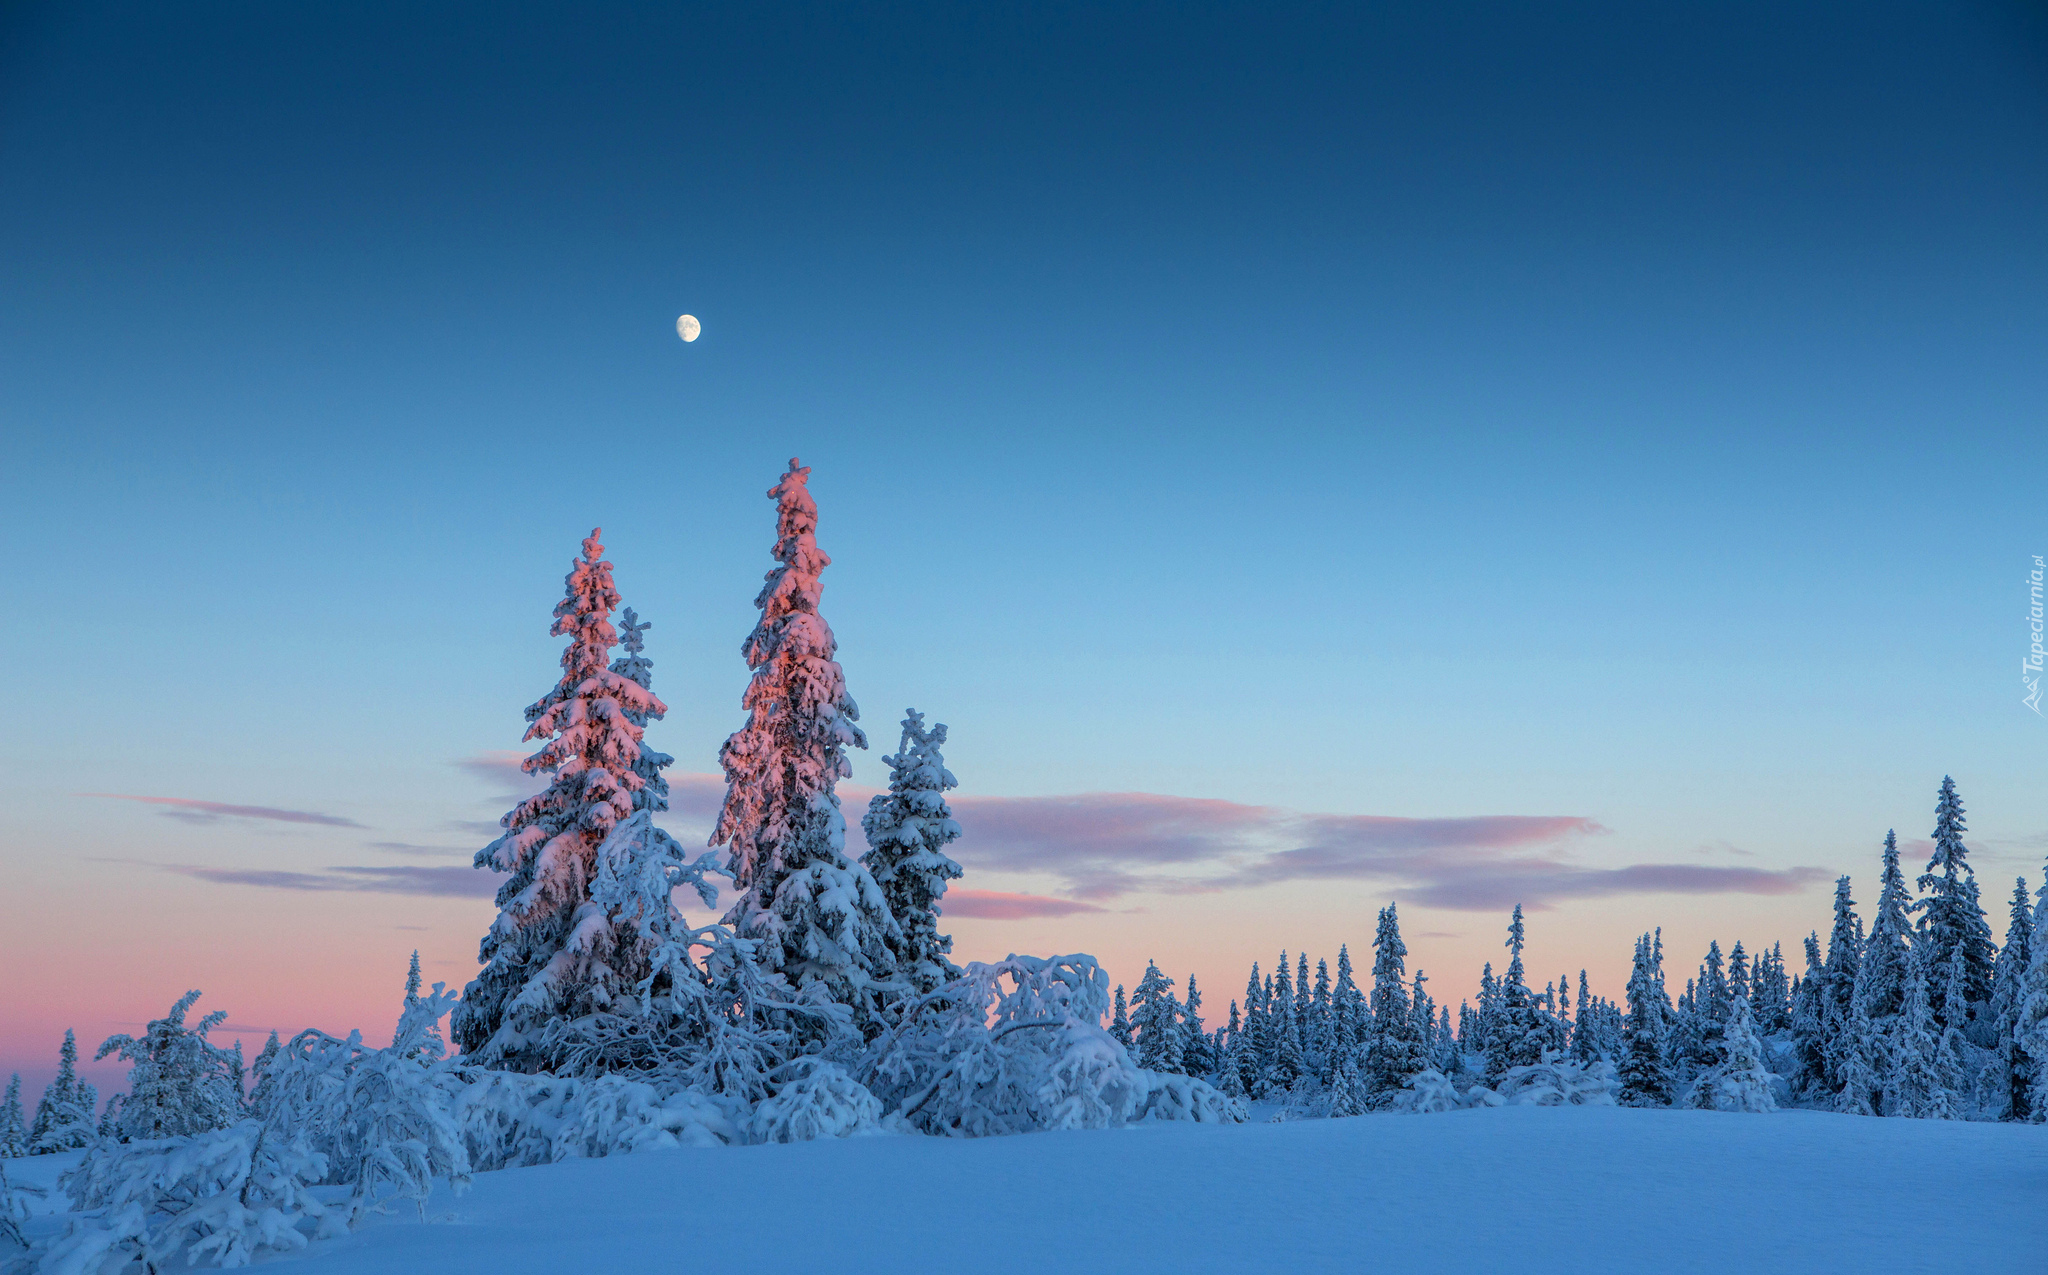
[{"x1": 713, "y1": 459, "x2": 868, "y2": 893}]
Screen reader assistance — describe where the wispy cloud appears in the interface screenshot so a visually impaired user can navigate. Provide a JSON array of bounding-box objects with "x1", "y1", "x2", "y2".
[
  {"x1": 152, "y1": 863, "x2": 494, "y2": 898},
  {"x1": 367, "y1": 841, "x2": 472, "y2": 859},
  {"x1": 82, "y1": 794, "x2": 365, "y2": 829},
  {"x1": 939, "y1": 791, "x2": 1823, "y2": 912},
  {"x1": 942, "y1": 889, "x2": 1109, "y2": 920}
]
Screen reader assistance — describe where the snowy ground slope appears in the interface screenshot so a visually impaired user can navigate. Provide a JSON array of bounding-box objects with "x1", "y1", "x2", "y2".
[{"x1": 109, "y1": 1106, "x2": 2035, "y2": 1275}]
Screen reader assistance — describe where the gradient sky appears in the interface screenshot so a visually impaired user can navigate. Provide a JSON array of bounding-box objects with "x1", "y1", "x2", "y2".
[{"x1": 4, "y1": 1, "x2": 2046, "y2": 1098}]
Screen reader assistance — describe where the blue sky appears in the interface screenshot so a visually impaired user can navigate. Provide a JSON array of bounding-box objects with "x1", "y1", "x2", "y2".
[{"x1": 3, "y1": 0, "x2": 2045, "y2": 1092}]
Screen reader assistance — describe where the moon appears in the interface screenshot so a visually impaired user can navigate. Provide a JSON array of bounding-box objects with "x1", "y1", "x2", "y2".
[{"x1": 676, "y1": 314, "x2": 701, "y2": 343}]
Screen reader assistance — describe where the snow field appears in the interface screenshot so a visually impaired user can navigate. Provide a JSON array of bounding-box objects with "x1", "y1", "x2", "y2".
[{"x1": 242, "y1": 1106, "x2": 2046, "y2": 1275}]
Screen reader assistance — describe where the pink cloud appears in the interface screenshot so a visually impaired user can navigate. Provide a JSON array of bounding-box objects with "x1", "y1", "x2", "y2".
[
  {"x1": 81, "y1": 793, "x2": 365, "y2": 829},
  {"x1": 942, "y1": 889, "x2": 1109, "y2": 920}
]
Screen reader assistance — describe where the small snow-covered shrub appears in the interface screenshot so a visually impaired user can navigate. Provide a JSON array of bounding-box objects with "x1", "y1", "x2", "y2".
[
  {"x1": 266, "y1": 985, "x2": 470, "y2": 1224},
  {"x1": 1396, "y1": 1067, "x2": 1464, "y2": 1114},
  {"x1": 748, "y1": 1060, "x2": 882, "y2": 1143},
  {"x1": 1491, "y1": 1057, "x2": 1619, "y2": 1107},
  {"x1": 454, "y1": 1072, "x2": 736, "y2": 1170},
  {"x1": 865, "y1": 954, "x2": 1244, "y2": 1137},
  {"x1": 41, "y1": 1120, "x2": 329, "y2": 1275},
  {"x1": 1, "y1": 1156, "x2": 43, "y2": 1252}
]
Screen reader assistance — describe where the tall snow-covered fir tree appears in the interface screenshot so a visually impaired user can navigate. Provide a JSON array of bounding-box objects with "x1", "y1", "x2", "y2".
[
  {"x1": 1130, "y1": 962, "x2": 1185, "y2": 1074},
  {"x1": 1990, "y1": 873, "x2": 2037, "y2": 1119},
  {"x1": 1109, "y1": 985, "x2": 1133, "y2": 1049},
  {"x1": 1860, "y1": 832, "x2": 1912, "y2": 1021},
  {"x1": 0, "y1": 1076, "x2": 25, "y2": 1158},
  {"x1": 29, "y1": 1030, "x2": 97, "y2": 1153},
  {"x1": 1361, "y1": 904, "x2": 1427, "y2": 1107},
  {"x1": 453, "y1": 530, "x2": 670, "y2": 1068},
  {"x1": 1916, "y1": 776, "x2": 1994, "y2": 1027},
  {"x1": 1618, "y1": 932, "x2": 1672, "y2": 1107},
  {"x1": 1819, "y1": 876, "x2": 1864, "y2": 1095},
  {"x1": 1331, "y1": 945, "x2": 1364, "y2": 1053},
  {"x1": 1181, "y1": 976, "x2": 1213, "y2": 1075},
  {"x1": 1485, "y1": 905, "x2": 1552, "y2": 1080},
  {"x1": 1790, "y1": 931, "x2": 1828, "y2": 1096},
  {"x1": 859, "y1": 709, "x2": 964, "y2": 995},
  {"x1": 710, "y1": 459, "x2": 899, "y2": 1014}
]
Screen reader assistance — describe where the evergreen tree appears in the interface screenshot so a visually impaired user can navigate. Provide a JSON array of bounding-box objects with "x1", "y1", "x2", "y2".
[
  {"x1": 709, "y1": 460, "x2": 899, "y2": 1015},
  {"x1": 1708, "y1": 994, "x2": 1777, "y2": 1113},
  {"x1": 1180, "y1": 975, "x2": 1212, "y2": 1075},
  {"x1": 1434, "y1": 1006, "x2": 1458, "y2": 1073},
  {"x1": 1573, "y1": 970, "x2": 1601, "y2": 1064},
  {"x1": 29, "y1": 1031, "x2": 97, "y2": 1154},
  {"x1": 96, "y1": 991, "x2": 243, "y2": 1141},
  {"x1": 1306, "y1": 959, "x2": 1333, "y2": 1078},
  {"x1": 1820, "y1": 876, "x2": 1864, "y2": 1094},
  {"x1": 1331, "y1": 945, "x2": 1364, "y2": 1051},
  {"x1": 1727, "y1": 943, "x2": 1750, "y2": 1007},
  {"x1": 1990, "y1": 874, "x2": 2037, "y2": 1119},
  {"x1": 2016, "y1": 876, "x2": 2048, "y2": 1119},
  {"x1": 453, "y1": 530, "x2": 674, "y2": 1066},
  {"x1": 1361, "y1": 905, "x2": 1428, "y2": 1107},
  {"x1": 1884, "y1": 943, "x2": 1956, "y2": 1119},
  {"x1": 1916, "y1": 776, "x2": 1995, "y2": 1027},
  {"x1": 0, "y1": 1077, "x2": 24, "y2": 1158},
  {"x1": 1789, "y1": 931, "x2": 1828, "y2": 1096},
  {"x1": 1618, "y1": 933, "x2": 1673, "y2": 1107},
  {"x1": 1412, "y1": 970, "x2": 1435, "y2": 1060},
  {"x1": 1486, "y1": 905, "x2": 1549, "y2": 1080},
  {"x1": 860, "y1": 709, "x2": 965, "y2": 994},
  {"x1": 247, "y1": 1031, "x2": 282, "y2": 1120},
  {"x1": 1130, "y1": 962, "x2": 1185, "y2": 1074},
  {"x1": 1267, "y1": 954, "x2": 1301, "y2": 1090},
  {"x1": 1833, "y1": 995, "x2": 1879, "y2": 1117},
  {"x1": 1109, "y1": 985, "x2": 1133, "y2": 1049},
  {"x1": 1860, "y1": 831, "x2": 1913, "y2": 1020},
  {"x1": 1327, "y1": 1053, "x2": 1365, "y2": 1117},
  {"x1": 1218, "y1": 1001, "x2": 1248, "y2": 1095}
]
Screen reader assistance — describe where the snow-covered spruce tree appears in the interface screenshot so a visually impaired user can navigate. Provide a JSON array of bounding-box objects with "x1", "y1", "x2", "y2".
[
  {"x1": 1789, "y1": 932, "x2": 1828, "y2": 1096},
  {"x1": 1572, "y1": 971, "x2": 1602, "y2": 1064},
  {"x1": 1917, "y1": 776, "x2": 1995, "y2": 1030},
  {"x1": 1361, "y1": 905, "x2": 1428, "y2": 1107},
  {"x1": 1884, "y1": 943, "x2": 1956, "y2": 1119},
  {"x1": 860, "y1": 709, "x2": 964, "y2": 995},
  {"x1": 453, "y1": 530, "x2": 669, "y2": 1068},
  {"x1": 1819, "y1": 876, "x2": 1864, "y2": 1095},
  {"x1": 0, "y1": 1076, "x2": 25, "y2": 1158},
  {"x1": 248, "y1": 1031, "x2": 283, "y2": 1119},
  {"x1": 29, "y1": 1030, "x2": 99, "y2": 1153},
  {"x1": 1305, "y1": 959, "x2": 1333, "y2": 1080},
  {"x1": 1485, "y1": 906, "x2": 1551, "y2": 1082},
  {"x1": 1130, "y1": 962, "x2": 1185, "y2": 1074},
  {"x1": 2019, "y1": 880, "x2": 2048, "y2": 1120},
  {"x1": 1328, "y1": 1053, "x2": 1364, "y2": 1117},
  {"x1": 97, "y1": 992, "x2": 243, "y2": 1141},
  {"x1": 711, "y1": 459, "x2": 899, "y2": 1025},
  {"x1": 1704, "y1": 994, "x2": 1777, "y2": 1113},
  {"x1": 1990, "y1": 874, "x2": 2037, "y2": 1119},
  {"x1": 1861, "y1": 832, "x2": 1912, "y2": 1024},
  {"x1": 1109, "y1": 986, "x2": 1133, "y2": 1049},
  {"x1": 1181, "y1": 976, "x2": 1213, "y2": 1076},
  {"x1": 1617, "y1": 933, "x2": 1672, "y2": 1107},
  {"x1": 1331, "y1": 945, "x2": 1364, "y2": 1053}
]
